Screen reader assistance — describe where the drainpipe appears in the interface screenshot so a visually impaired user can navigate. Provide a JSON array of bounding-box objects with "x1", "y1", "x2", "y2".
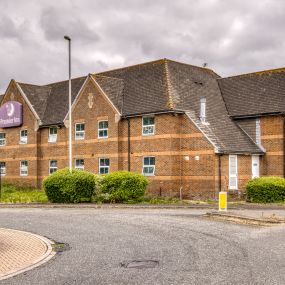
[
  {"x1": 283, "y1": 117, "x2": 285, "y2": 178},
  {"x1": 218, "y1": 154, "x2": 222, "y2": 192},
  {"x1": 127, "y1": 118, "x2": 131, "y2": 171}
]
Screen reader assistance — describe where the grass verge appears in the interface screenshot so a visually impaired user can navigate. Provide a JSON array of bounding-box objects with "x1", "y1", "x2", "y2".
[{"x1": 0, "y1": 184, "x2": 48, "y2": 203}]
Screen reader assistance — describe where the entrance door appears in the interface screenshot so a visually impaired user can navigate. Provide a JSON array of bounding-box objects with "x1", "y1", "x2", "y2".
[
  {"x1": 229, "y1": 155, "x2": 238, "y2": 189},
  {"x1": 252, "y1": 155, "x2": 260, "y2": 178}
]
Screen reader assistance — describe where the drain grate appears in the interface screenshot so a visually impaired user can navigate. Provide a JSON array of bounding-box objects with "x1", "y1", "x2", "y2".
[{"x1": 120, "y1": 260, "x2": 159, "y2": 269}]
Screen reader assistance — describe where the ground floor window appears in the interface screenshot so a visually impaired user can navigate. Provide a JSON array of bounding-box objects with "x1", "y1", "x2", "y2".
[
  {"x1": 0, "y1": 161, "x2": 6, "y2": 176},
  {"x1": 143, "y1": 156, "x2": 155, "y2": 176},
  {"x1": 20, "y1": 160, "x2": 28, "y2": 176},
  {"x1": 75, "y1": 159, "x2": 84, "y2": 170},
  {"x1": 49, "y1": 160, "x2": 58, "y2": 174},
  {"x1": 99, "y1": 158, "x2": 109, "y2": 174}
]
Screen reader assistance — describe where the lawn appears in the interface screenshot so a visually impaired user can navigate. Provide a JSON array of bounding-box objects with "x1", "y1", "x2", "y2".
[{"x1": 0, "y1": 184, "x2": 48, "y2": 203}]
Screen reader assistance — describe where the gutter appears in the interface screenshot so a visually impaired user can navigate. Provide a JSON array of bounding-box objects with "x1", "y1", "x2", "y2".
[
  {"x1": 122, "y1": 109, "x2": 185, "y2": 118},
  {"x1": 231, "y1": 112, "x2": 283, "y2": 120}
]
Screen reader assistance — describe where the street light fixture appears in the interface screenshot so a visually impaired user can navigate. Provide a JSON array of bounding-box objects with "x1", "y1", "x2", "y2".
[{"x1": 64, "y1": 35, "x2": 72, "y2": 174}]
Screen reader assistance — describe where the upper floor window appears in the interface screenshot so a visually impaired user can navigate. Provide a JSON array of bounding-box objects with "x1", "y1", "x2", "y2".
[
  {"x1": 48, "y1": 127, "x2": 57, "y2": 143},
  {"x1": 99, "y1": 158, "x2": 110, "y2": 174},
  {"x1": 75, "y1": 123, "x2": 85, "y2": 140},
  {"x1": 0, "y1": 133, "x2": 6, "y2": 146},
  {"x1": 143, "y1": 156, "x2": 155, "y2": 176},
  {"x1": 20, "y1": 129, "x2": 28, "y2": 144},
  {"x1": 142, "y1": 116, "x2": 155, "y2": 136},
  {"x1": 20, "y1": 160, "x2": 28, "y2": 176},
  {"x1": 0, "y1": 161, "x2": 6, "y2": 176},
  {"x1": 49, "y1": 160, "x2": 58, "y2": 174},
  {"x1": 256, "y1": 118, "x2": 261, "y2": 145},
  {"x1": 98, "y1": 121, "x2": 108, "y2": 138},
  {"x1": 75, "y1": 159, "x2": 84, "y2": 170},
  {"x1": 200, "y1": 98, "x2": 206, "y2": 123}
]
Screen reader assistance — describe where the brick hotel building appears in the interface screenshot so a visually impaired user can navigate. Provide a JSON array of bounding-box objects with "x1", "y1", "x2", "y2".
[{"x1": 0, "y1": 59, "x2": 284, "y2": 199}]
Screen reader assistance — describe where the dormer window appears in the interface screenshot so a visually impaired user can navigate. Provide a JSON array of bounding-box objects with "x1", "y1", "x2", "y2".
[{"x1": 200, "y1": 98, "x2": 206, "y2": 123}]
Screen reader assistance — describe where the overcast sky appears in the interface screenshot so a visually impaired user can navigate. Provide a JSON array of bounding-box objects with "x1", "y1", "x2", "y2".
[{"x1": 0, "y1": 0, "x2": 285, "y2": 93}]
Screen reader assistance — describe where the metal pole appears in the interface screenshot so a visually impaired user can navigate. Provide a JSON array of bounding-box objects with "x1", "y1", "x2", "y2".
[{"x1": 64, "y1": 36, "x2": 72, "y2": 174}]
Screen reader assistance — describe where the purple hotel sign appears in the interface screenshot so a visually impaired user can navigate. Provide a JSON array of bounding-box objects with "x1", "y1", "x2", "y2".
[{"x1": 0, "y1": 101, "x2": 23, "y2": 128}]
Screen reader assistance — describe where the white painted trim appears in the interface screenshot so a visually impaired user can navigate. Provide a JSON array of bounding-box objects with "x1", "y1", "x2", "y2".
[
  {"x1": 16, "y1": 82, "x2": 42, "y2": 124},
  {"x1": 90, "y1": 76, "x2": 121, "y2": 116},
  {"x1": 185, "y1": 112, "x2": 219, "y2": 153},
  {"x1": 63, "y1": 76, "x2": 90, "y2": 122},
  {"x1": 229, "y1": 155, "x2": 238, "y2": 190}
]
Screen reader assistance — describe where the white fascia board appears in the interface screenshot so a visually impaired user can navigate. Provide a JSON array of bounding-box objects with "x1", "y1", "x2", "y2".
[
  {"x1": 90, "y1": 75, "x2": 121, "y2": 116},
  {"x1": 16, "y1": 82, "x2": 42, "y2": 124}
]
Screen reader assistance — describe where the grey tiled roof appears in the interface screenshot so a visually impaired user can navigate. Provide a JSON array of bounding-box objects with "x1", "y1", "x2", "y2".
[
  {"x1": 1, "y1": 59, "x2": 268, "y2": 154},
  {"x1": 218, "y1": 68, "x2": 285, "y2": 117}
]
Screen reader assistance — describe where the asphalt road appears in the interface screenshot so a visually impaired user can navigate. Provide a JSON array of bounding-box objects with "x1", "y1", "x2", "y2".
[{"x1": 0, "y1": 208, "x2": 285, "y2": 285}]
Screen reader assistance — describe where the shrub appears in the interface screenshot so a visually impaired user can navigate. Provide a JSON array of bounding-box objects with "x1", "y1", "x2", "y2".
[
  {"x1": 43, "y1": 168, "x2": 96, "y2": 203},
  {"x1": 99, "y1": 171, "x2": 148, "y2": 203},
  {"x1": 246, "y1": 176, "x2": 285, "y2": 203}
]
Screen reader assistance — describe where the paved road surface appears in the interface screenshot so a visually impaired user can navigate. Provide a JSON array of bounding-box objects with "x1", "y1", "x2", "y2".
[{"x1": 0, "y1": 208, "x2": 284, "y2": 285}]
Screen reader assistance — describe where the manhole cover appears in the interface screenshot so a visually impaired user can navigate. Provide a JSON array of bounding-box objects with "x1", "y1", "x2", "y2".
[{"x1": 120, "y1": 260, "x2": 159, "y2": 269}]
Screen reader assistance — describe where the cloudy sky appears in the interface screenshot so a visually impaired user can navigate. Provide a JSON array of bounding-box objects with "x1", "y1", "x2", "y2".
[{"x1": 0, "y1": 0, "x2": 284, "y2": 93}]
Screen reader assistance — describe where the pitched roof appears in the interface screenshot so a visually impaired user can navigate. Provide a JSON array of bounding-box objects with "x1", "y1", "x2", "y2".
[
  {"x1": 1, "y1": 58, "x2": 266, "y2": 154},
  {"x1": 0, "y1": 94, "x2": 4, "y2": 104},
  {"x1": 218, "y1": 68, "x2": 285, "y2": 117}
]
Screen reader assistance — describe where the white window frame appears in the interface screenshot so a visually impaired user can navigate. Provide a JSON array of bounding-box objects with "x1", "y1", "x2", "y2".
[
  {"x1": 75, "y1": 123, "x2": 85, "y2": 140},
  {"x1": 49, "y1": 160, "x2": 58, "y2": 174},
  {"x1": 20, "y1": 129, "x2": 28, "y2": 144},
  {"x1": 99, "y1": 158, "x2": 110, "y2": 174},
  {"x1": 0, "y1": 161, "x2": 6, "y2": 176},
  {"x1": 142, "y1": 156, "x2": 155, "y2": 176},
  {"x1": 142, "y1": 116, "x2": 155, "y2": 136},
  {"x1": 0, "y1": 132, "x2": 6, "y2": 146},
  {"x1": 98, "y1": 120, "x2": 108, "y2": 139},
  {"x1": 229, "y1": 155, "x2": 238, "y2": 190},
  {"x1": 256, "y1": 118, "x2": 261, "y2": 145},
  {"x1": 20, "y1": 160, "x2": 28, "y2": 176},
  {"x1": 200, "y1": 98, "x2": 206, "y2": 123},
  {"x1": 75, "y1": 159, "x2": 84, "y2": 170},
  {"x1": 48, "y1": 127, "x2": 58, "y2": 143}
]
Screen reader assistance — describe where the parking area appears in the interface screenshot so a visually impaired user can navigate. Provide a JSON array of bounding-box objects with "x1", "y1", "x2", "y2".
[{"x1": 0, "y1": 207, "x2": 285, "y2": 285}]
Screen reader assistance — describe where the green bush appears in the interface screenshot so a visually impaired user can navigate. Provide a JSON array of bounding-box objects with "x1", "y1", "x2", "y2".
[
  {"x1": 99, "y1": 171, "x2": 148, "y2": 203},
  {"x1": 43, "y1": 168, "x2": 96, "y2": 203},
  {"x1": 246, "y1": 176, "x2": 285, "y2": 203}
]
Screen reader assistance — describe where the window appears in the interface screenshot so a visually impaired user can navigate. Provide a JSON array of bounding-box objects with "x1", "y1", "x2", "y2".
[
  {"x1": 99, "y1": 158, "x2": 110, "y2": 174},
  {"x1": 256, "y1": 119, "x2": 261, "y2": 145},
  {"x1": 143, "y1": 156, "x2": 155, "y2": 176},
  {"x1": 229, "y1": 155, "x2": 238, "y2": 189},
  {"x1": 98, "y1": 121, "x2": 108, "y2": 138},
  {"x1": 48, "y1": 127, "x2": 57, "y2": 143},
  {"x1": 142, "y1": 116, "x2": 155, "y2": 135},
  {"x1": 49, "y1": 160, "x2": 57, "y2": 174},
  {"x1": 75, "y1": 123, "x2": 85, "y2": 140},
  {"x1": 20, "y1": 130, "x2": 28, "y2": 144},
  {"x1": 0, "y1": 162, "x2": 6, "y2": 176},
  {"x1": 20, "y1": 160, "x2": 28, "y2": 176},
  {"x1": 200, "y1": 98, "x2": 206, "y2": 122},
  {"x1": 75, "y1": 159, "x2": 84, "y2": 170},
  {"x1": 0, "y1": 133, "x2": 6, "y2": 146}
]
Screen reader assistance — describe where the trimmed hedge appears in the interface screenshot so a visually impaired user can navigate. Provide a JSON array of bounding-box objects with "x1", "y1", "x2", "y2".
[
  {"x1": 246, "y1": 176, "x2": 285, "y2": 203},
  {"x1": 99, "y1": 171, "x2": 148, "y2": 203},
  {"x1": 43, "y1": 168, "x2": 96, "y2": 203}
]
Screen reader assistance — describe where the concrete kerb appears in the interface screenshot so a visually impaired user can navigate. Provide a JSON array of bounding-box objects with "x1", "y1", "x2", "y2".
[
  {"x1": 0, "y1": 228, "x2": 56, "y2": 281},
  {"x1": 205, "y1": 211, "x2": 285, "y2": 226}
]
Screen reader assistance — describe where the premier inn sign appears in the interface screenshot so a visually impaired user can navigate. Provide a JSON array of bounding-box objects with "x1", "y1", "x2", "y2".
[{"x1": 0, "y1": 101, "x2": 23, "y2": 128}]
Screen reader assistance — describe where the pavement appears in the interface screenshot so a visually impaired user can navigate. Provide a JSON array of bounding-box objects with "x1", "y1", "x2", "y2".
[
  {"x1": 0, "y1": 205, "x2": 285, "y2": 284},
  {"x1": 0, "y1": 228, "x2": 55, "y2": 281}
]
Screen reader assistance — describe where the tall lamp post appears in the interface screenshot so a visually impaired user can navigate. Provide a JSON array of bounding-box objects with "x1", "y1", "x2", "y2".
[{"x1": 64, "y1": 35, "x2": 72, "y2": 174}]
